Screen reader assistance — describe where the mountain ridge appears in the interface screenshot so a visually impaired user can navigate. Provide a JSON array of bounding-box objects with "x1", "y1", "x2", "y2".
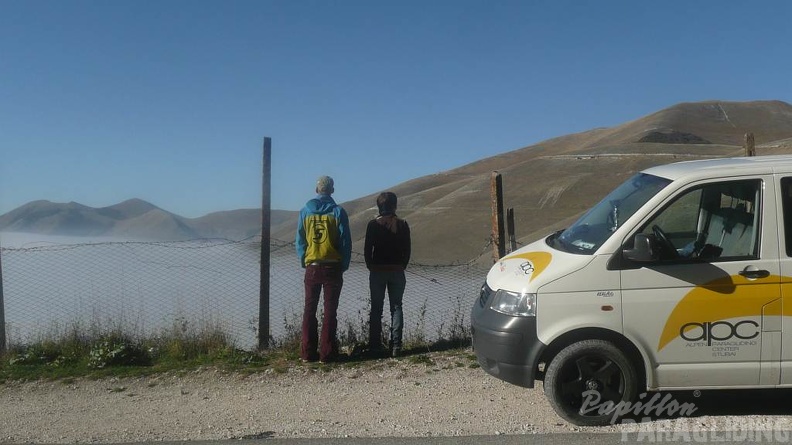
[
  {"x1": 5, "y1": 100, "x2": 792, "y2": 264},
  {"x1": 0, "y1": 199, "x2": 292, "y2": 242}
]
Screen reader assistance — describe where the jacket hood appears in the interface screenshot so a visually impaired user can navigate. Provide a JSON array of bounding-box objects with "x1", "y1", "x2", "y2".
[
  {"x1": 375, "y1": 214, "x2": 403, "y2": 234},
  {"x1": 305, "y1": 195, "x2": 337, "y2": 215}
]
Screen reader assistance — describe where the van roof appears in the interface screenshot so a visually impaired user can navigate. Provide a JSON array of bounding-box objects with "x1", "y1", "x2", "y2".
[{"x1": 644, "y1": 154, "x2": 792, "y2": 181}]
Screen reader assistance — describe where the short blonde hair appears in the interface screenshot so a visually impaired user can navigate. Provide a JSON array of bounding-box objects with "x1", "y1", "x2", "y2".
[{"x1": 316, "y1": 175, "x2": 334, "y2": 194}]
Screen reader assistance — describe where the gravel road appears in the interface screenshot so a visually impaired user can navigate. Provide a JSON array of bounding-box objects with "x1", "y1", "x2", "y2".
[{"x1": 2, "y1": 349, "x2": 791, "y2": 443}]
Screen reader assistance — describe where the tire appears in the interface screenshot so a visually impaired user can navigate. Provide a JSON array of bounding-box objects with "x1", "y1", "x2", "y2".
[{"x1": 544, "y1": 339, "x2": 638, "y2": 426}]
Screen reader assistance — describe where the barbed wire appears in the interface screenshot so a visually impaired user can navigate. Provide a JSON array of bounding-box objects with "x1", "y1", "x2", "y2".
[{"x1": 1, "y1": 237, "x2": 255, "y2": 253}]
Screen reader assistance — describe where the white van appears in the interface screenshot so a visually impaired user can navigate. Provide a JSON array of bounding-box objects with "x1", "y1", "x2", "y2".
[{"x1": 471, "y1": 155, "x2": 792, "y2": 426}]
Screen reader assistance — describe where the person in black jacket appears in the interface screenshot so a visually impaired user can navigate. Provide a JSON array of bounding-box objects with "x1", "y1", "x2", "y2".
[{"x1": 364, "y1": 192, "x2": 411, "y2": 357}]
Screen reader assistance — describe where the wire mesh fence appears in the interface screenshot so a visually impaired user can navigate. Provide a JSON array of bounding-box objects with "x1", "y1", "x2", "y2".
[{"x1": 0, "y1": 234, "x2": 487, "y2": 351}]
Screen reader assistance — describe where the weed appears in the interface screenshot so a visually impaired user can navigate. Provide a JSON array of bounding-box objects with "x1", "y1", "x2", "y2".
[
  {"x1": 407, "y1": 354, "x2": 435, "y2": 366},
  {"x1": 88, "y1": 335, "x2": 150, "y2": 369},
  {"x1": 404, "y1": 298, "x2": 429, "y2": 349},
  {"x1": 269, "y1": 312, "x2": 301, "y2": 352}
]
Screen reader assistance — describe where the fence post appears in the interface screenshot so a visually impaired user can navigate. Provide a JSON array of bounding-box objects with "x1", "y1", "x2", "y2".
[
  {"x1": 745, "y1": 132, "x2": 756, "y2": 157},
  {"x1": 491, "y1": 171, "x2": 505, "y2": 262},
  {"x1": 0, "y1": 244, "x2": 5, "y2": 354},
  {"x1": 506, "y1": 208, "x2": 516, "y2": 253},
  {"x1": 258, "y1": 137, "x2": 272, "y2": 350}
]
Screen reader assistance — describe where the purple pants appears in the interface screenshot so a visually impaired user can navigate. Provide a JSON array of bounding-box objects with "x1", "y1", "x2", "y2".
[{"x1": 302, "y1": 264, "x2": 343, "y2": 361}]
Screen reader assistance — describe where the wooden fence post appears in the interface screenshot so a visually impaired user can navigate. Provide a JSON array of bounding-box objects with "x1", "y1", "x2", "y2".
[
  {"x1": 745, "y1": 132, "x2": 756, "y2": 157},
  {"x1": 491, "y1": 172, "x2": 505, "y2": 262},
  {"x1": 258, "y1": 137, "x2": 272, "y2": 350}
]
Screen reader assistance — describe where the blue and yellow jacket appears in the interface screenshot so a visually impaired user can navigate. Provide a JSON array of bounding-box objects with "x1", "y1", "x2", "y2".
[{"x1": 296, "y1": 194, "x2": 352, "y2": 271}]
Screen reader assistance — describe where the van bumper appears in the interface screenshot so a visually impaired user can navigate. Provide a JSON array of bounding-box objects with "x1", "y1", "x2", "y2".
[{"x1": 471, "y1": 285, "x2": 545, "y2": 388}]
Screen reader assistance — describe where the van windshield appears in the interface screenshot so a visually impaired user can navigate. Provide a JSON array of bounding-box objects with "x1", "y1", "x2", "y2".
[{"x1": 550, "y1": 173, "x2": 671, "y2": 254}]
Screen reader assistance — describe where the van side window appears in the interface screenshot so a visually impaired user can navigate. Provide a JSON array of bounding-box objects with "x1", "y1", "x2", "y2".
[
  {"x1": 637, "y1": 179, "x2": 761, "y2": 261},
  {"x1": 781, "y1": 177, "x2": 792, "y2": 256}
]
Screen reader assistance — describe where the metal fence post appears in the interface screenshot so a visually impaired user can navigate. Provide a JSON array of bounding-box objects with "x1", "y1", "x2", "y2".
[
  {"x1": 0, "y1": 244, "x2": 6, "y2": 354},
  {"x1": 491, "y1": 171, "x2": 505, "y2": 262},
  {"x1": 259, "y1": 137, "x2": 272, "y2": 350},
  {"x1": 506, "y1": 208, "x2": 516, "y2": 253}
]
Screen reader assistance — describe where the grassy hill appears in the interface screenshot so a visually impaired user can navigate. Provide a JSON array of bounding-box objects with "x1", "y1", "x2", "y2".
[{"x1": 273, "y1": 100, "x2": 792, "y2": 264}]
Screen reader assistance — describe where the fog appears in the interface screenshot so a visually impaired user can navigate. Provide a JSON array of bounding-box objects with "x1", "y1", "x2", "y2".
[{"x1": 1, "y1": 233, "x2": 482, "y2": 350}]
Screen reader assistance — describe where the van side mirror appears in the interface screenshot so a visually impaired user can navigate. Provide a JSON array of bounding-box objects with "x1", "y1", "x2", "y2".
[{"x1": 623, "y1": 233, "x2": 657, "y2": 262}]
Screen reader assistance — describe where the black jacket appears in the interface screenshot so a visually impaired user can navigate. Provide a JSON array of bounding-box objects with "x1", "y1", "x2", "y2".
[{"x1": 364, "y1": 214, "x2": 411, "y2": 271}]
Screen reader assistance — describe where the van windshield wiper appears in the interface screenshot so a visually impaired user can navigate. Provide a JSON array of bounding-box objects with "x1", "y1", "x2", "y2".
[
  {"x1": 551, "y1": 230, "x2": 586, "y2": 253},
  {"x1": 548, "y1": 230, "x2": 569, "y2": 251}
]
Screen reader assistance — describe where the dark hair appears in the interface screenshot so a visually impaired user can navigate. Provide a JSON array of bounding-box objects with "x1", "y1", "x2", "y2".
[{"x1": 376, "y1": 192, "x2": 397, "y2": 215}]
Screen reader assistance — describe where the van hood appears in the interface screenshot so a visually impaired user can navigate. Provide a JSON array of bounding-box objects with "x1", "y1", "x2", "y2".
[{"x1": 486, "y1": 236, "x2": 595, "y2": 293}]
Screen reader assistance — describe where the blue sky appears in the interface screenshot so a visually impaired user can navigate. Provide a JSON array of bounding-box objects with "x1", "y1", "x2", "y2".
[{"x1": 2, "y1": 1, "x2": 791, "y2": 217}]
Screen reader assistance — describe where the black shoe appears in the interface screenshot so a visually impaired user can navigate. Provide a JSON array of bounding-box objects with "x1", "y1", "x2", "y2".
[
  {"x1": 368, "y1": 345, "x2": 387, "y2": 358},
  {"x1": 320, "y1": 352, "x2": 342, "y2": 364}
]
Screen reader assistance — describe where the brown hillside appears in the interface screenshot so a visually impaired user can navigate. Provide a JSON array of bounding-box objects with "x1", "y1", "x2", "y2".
[
  {"x1": 580, "y1": 100, "x2": 792, "y2": 147},
  {"x1": 274, "y1": 100, "x2": 792, "y2": 265}
]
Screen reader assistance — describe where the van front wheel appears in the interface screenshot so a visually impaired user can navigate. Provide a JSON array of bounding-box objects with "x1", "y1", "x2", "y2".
[{"x1": 544, "y1": 339, "x2": 638, "y2": 426}]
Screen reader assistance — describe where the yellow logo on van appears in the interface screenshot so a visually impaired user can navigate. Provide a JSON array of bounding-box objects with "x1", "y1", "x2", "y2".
[
  {"x1": 657, "y1": 274, "x2": 781, "y2": 351},
  {"x1": 502, "y1": 251, "x2": 552, "y2": 282}
]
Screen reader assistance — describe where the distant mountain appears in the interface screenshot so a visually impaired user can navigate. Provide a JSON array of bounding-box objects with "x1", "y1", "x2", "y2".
[
  {"x1": 99, "y1": 198, "x2": 161, "y2": 220},
  {"x1": 6, "y1": 100, "x2": 792, "y2": 264},
  {"x1": 190, "y1": 209, "x2": 277, "y2": 241},
  {"x1": 0, "y1": 199, "x2": 293, "y2": 241},
  {"x1": 0, "y1": 200, "x2": 118, "y2": 236}
]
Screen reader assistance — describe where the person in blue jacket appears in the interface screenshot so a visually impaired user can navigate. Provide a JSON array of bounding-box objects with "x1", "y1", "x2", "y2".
[{"x1": 295, "y1": 175, "x2": 351, "y2": 363}]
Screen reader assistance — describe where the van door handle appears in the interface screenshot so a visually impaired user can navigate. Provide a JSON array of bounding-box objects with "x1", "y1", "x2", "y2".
[{"x1": 739, "y1": 266, "x2": 770, "y2": 279}]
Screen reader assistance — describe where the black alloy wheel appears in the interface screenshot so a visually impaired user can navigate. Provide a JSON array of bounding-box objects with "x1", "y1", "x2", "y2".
[{"x1": 544, "y1": 339, "x2": 638, "y2": 426}]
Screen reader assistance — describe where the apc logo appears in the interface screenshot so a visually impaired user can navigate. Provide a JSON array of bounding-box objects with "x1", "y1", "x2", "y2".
[
  {"x1": 519, "y1": 261, "x2": 535, "y2": 275},
  {"x1": 679, "y1": 320, "x2": 759, "y2": 346}
]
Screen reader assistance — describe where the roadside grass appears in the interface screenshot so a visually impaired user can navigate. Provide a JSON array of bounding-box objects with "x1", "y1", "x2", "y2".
[{"x1": 0, "y1": 319, "x2": 474, "y2": 382}]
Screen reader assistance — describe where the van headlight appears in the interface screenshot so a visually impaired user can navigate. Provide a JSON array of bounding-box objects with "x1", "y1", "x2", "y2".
[{"x1": 489, "y1": 290, "x2": 537, "y2": 317}]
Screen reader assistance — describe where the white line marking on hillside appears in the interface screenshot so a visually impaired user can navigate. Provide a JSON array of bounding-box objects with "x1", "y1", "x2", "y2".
[
  {"x1": 718, "y1": 103, "x2": 737, "y2": 128},
  {"x1": 540, "y1": 153, "x2": 719, "y2": 160},
  {"x1": 539, "y1": 186, "x2": 568, "y2": 208}
]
